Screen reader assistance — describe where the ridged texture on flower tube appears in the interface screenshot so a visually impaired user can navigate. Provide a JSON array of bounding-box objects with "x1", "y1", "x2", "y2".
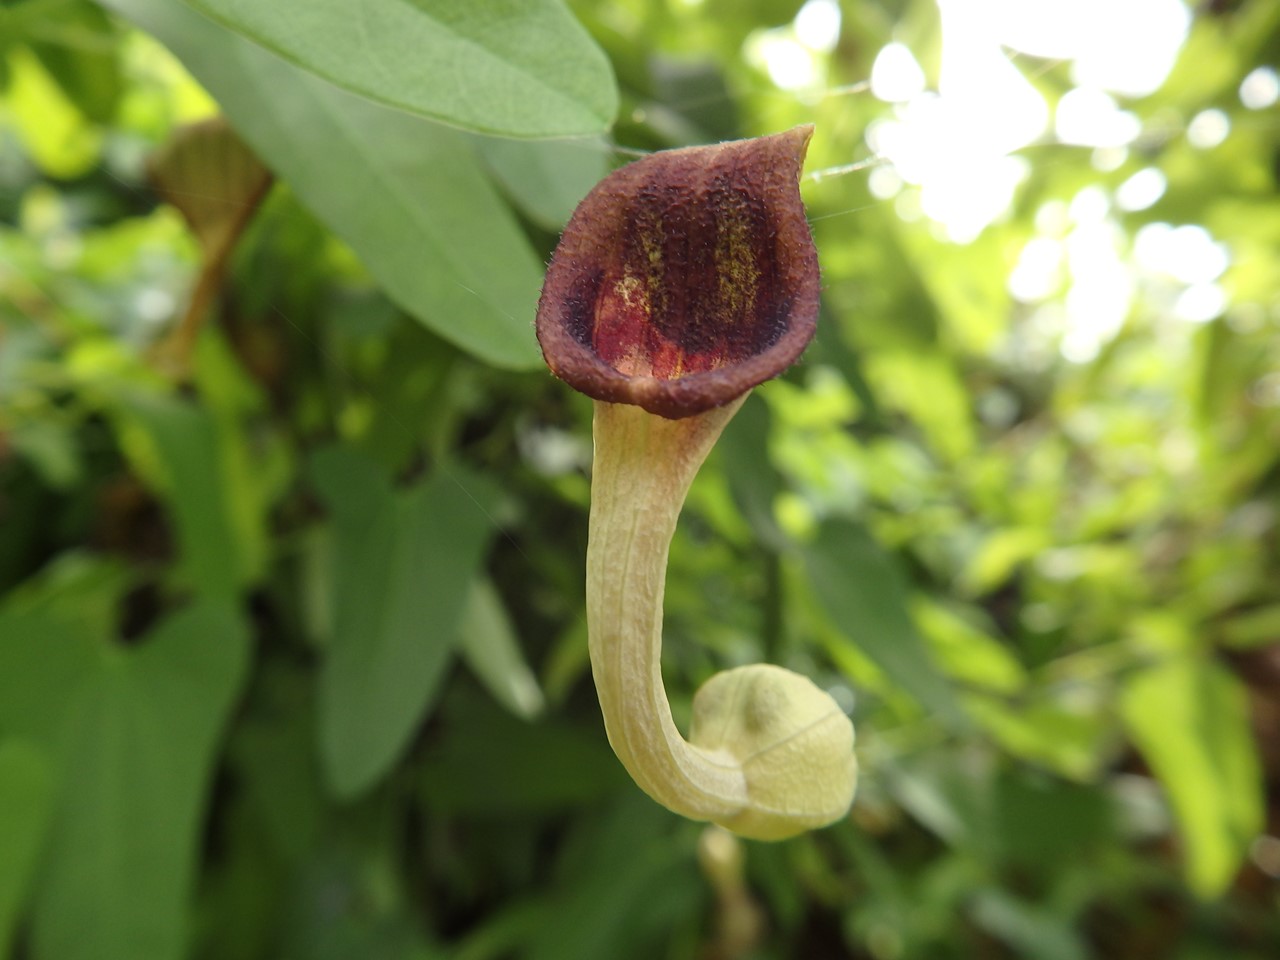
[{"x1": 536, "y1": 126, "x2": 820, "y2": 419}]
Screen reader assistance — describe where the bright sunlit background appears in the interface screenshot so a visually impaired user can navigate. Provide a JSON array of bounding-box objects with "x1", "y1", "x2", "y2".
[{"x1": 742, "y1": 0, "x2": 1278, "y2": 364}]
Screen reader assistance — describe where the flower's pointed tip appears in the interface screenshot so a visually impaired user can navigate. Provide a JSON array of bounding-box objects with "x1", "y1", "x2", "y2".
[
  {"x1": 536, "y1": 128, "x2": 821, "y2": 420},
  {"x1": 781, "y1": 122, "x2": 816, "y2": 152},
  {"x1": 747, "y1": 124, "x2": 814, "y2": 177}
]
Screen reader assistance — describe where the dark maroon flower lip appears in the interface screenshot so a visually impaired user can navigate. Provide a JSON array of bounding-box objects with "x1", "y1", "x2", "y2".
[{"x1": 536, "y1": 126, "x2": 821, "y2": 420}]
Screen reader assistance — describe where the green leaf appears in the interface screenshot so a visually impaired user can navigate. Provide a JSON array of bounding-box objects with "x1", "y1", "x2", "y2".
[
  {"x1": 419, "y1": 691, "x2": 627, "y2": 816},
  {"x1": 912, "y1": 598, "x2": 1026, "y2": 695},
  {"x1": 2, "y1": 48, "x2": 102, "y2": 177},
  {"x1": 969, "y1": 888, "x2": 1089, "y2": 960},
  {"x1": 474, "y1": 135, "x2": 609, "y2": 230},
  {"x1": 113, "y1": 391, "x2": 258, "y2": 597},
  {"x1": 0, "y1": 591, "x2": 250, "y2": 960},
  {"x1": 1219, "y1": 603, "x2": 1280, "y2": 649},
  {"x1": 525, "y1": 797, "x2": 696, "y2": 960},
  {"x1": 0, "y1": 739, "x2": 53, "y2": 954},
  {"x1": 1121, "y1": 656, "x2": 1264, "y2": 898},
  {"x1": 101, "y1": 0, "x2": 545, "y2": 370},
  {"x1": 437, "y1": 796, "x2": 694, "y2": 960},
  {"x1": 804, "y1": 521, "x2": 965, "y2": 726},
  {"x1": 8, "y1": 420, "x2": 81, "y2": 489},
  {"x1": 992, "y1": 774, "x2": 1114, "y2": 868},
  {"x1": 310, "y1": 449, "x2": 499, "y2": 798},
  {"x1": 458, "y1": 579, "x2": 545, "y2": 720},
  {"x1": 864, "y1": 350, "x2": 976, "y2": 463},
  {"x1": 27, "y1": 1, "x2": 125, "y2": 124},
  {"x1": 885, "y1": 750, "x2": 993, "y2": 852},
  {"x1": 965, "y1": 696, "x2": 1109, "y2": 781},
  {"x1": 180, "y1": 0, "x2": 617, "y2": 138},
  {"x1": 0, "y1": 556, "x2": 121, "y2": 742},
  {"x1": 37, "y1": 602, "x2": 248, "y2": 960}
]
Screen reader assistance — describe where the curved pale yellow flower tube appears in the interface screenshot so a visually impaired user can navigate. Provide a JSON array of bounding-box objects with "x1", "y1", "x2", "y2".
[{"x1": 588, "y1": 398, "x2": 856, "y2": 840}]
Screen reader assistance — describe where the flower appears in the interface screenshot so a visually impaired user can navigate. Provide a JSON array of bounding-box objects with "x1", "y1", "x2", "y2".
[
  {"x1": 536, "y1": 127, "x2": 855, "y2": 840},
  {"x1": 537, "y1": 126, "x2": 820, "y2": 419}
]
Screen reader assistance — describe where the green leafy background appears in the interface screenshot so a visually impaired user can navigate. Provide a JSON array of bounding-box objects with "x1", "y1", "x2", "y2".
[{"x1": 1, "y1": 0, "x2": 1278, "y2": 957}]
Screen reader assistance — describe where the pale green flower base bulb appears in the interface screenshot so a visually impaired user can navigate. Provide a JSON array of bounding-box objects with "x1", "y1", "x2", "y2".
[{"x1": 587, "y1": 398, "x2": 857, "y2": 841}]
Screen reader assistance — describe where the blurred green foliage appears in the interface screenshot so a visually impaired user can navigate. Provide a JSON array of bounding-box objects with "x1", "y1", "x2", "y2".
[{"x1": 1, "y1": 0, "x2": 1279, "y2": 958}]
